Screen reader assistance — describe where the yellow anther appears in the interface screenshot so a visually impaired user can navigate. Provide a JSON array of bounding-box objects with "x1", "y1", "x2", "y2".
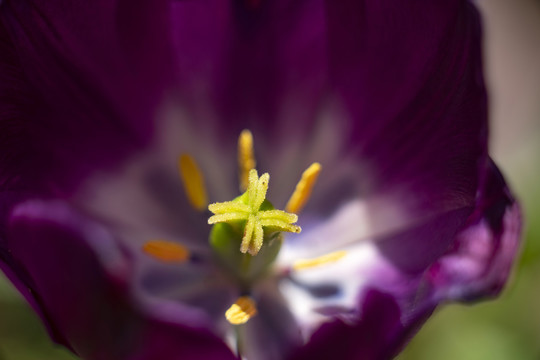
[
  {"x1": 143, "y1": 240, "x2": 190, "y2": 263},
  {"x1": 208, "y1": 169, "x2": 301, "y2": 256},
  {"x1": 285, "y1": 162, "x2": 322, "y2": 214},
  {"x1": 225, "y1": 296, "x2": 258, "y2": 325},
  {"x1": 292, "y1": 251, "x2": 347, "y2": 271},
  {"x1": 178, "y1": 154, "x2": 208, "y2": 211},
  {"x1": 238, "y1": 129, "x2": 256, "y2": 192}
]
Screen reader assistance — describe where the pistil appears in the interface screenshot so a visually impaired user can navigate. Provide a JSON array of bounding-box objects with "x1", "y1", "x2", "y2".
[{"x1": 208, "y1": 169, "x2": 301, "y2": 256}]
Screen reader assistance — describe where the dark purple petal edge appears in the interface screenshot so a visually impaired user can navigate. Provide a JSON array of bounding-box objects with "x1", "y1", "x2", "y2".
[{"x1": 4, "y1": 200, "x2": 237, "y2": 360}]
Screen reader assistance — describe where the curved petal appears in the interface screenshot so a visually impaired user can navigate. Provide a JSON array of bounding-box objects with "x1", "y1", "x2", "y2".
[
  {"x1": 327, "y1": 0, "x2": 486, "y2": 192},
  {"x1": 278, "y1": 159, "x2": 520, "y2": 356},
  {"x1": 289, "y1": 289, "x2": 430, "y2": 360},
  {"x1": 383, "y1": 160, "x2": 521, "y2": 356},
  {"x1": 0, "y1": 0, "x2": 175, "y2": 194},
  {"x1": 5, "y1": 200, "x2": 236, "y2": 360},
  {"x1": 277, "y1": 0, "x2": 489, "y2": 271},
  {"x1": 324, "y1": 0, "x2": 488, "y2": 231},
  {"x1": 426, "y1": 160, "x2": 522, "y2": 302}
]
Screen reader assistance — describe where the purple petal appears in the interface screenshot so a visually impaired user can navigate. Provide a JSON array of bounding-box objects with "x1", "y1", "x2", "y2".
[
  {"x1": 290, "y1": 289, "x2": 428, "y2": 360},
  {"x1": 289, "y1": 162, "x2": 521, "y2": 360},
  {"x1": 238, "y1": 281, "x2": 303, "y2": 360},
  {"x1": 426, "y1": 160, "x2": 521, "y2": 302},
  {"x1": 278, "y1": 159, "x2": 520, "y2": 357},
  {"x1": 171, "y1": 0, "x2": 327, "y2": 139},
  {"x1": 0, "y1": 0, "x2": 175, "y2": 194},
  {"x1": 329, "y1": 0, "x2": 486, "y2": 215},
  {"x1": 327, "y1": 0, "x2": 486, "y2": 196},
  {"x1": 166, "y1": 0, "x2": 488, "y2": 221},
  {"x1": 378, "y1": 160, "x2": 521, "y2": 356},
  {"x1": 5, "y1": 200, "x2": 236, "y2": 360},
  {"x1": 296, "y1": 0, "x2": 490, "y2": 274}
]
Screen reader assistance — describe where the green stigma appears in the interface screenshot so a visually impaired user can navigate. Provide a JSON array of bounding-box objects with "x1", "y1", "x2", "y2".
[{"x1": 208, "y1": 169, "x2": 301, "y2": 256}]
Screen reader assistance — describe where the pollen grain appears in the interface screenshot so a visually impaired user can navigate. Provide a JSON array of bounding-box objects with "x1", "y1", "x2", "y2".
[
  {"x1": 178, "y1": 154, "x2": 208, "y2": 211},
  {"x1": 225, "y1": 296, "x2": 258, "y2": 325},
  {"x1": 285, "y1": 162, "x2": 322, "y2": 214}
]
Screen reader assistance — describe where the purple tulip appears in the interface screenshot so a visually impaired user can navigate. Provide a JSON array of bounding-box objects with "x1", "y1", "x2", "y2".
[{"x1": 0, "y1": 1, "x2": 521, "y2": 360}]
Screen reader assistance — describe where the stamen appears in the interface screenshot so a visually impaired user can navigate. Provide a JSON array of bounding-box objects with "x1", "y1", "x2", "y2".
[
  {"x1": 225, "y1": 296, "x2": 258, "y2": 325},
  {"x1": 238, "y1": 130, "x2": 256, "y2": 192},
  {"x1": 178, "y1": 154, "x2": 208, "y2": 211},
  {"x1": 208, "y1": 169, "x2": 301, "y2": 256},
  {"x1": 143, "y1": 240, "x2": 190, "y2": 263},
  {"x1": 285, "y1": 162, "x2": 322, "y2": 214},
  {"x1": 292, "y1": 251, "x2": 347, "y2": 271}
]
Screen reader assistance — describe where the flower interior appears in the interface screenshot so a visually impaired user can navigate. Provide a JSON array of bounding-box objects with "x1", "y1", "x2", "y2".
[{"x1": 141, "y1": 129, "x2": 350, "y2": 329}]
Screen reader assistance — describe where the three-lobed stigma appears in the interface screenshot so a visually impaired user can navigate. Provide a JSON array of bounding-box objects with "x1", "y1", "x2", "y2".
[{"x1": 208, "y1": 169, "x2": 301, "y2": 256}]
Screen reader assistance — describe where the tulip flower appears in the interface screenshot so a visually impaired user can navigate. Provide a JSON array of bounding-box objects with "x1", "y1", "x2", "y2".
[{"x1": 0, "y1": 1, "x2": 521, "y2": 359}]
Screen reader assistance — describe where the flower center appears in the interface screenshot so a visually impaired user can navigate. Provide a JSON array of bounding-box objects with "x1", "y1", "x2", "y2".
[{"x1": 142, "y1": 129, "x2": 334, "y2": 326}]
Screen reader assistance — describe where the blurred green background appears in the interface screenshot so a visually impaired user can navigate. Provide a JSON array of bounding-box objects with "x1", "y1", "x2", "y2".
[{"x1": 1, "y1": 0, "x2": 539, "y2": 359}]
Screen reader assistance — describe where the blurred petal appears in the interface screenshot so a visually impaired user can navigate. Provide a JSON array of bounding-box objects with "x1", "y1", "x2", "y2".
[
  {"x1": 282, "y1": 0, "x2": 490, "y2": 271},
  {"x1": 129, "y1": 318, "x2": 237, "y2": 360},
  {"x1": 278, "y1": 159, "x2": 520, "y2": 354},
  {"x1": 427, "y1": 160, "x2": 521, "y2": 302},
  {"x1": 290, "y1": 289, "x2": 427, "y2": 360},
  {"x1": 171, "y1": 0, "x2": 327, "y2": 138},
  {"x1": 324, "y1": 0, "x2": 487, "y2": 223},
  {"x1": 288, "y1": 168, "x2": 520, "y2": 360},
  {"x1": 5, "y1": 200, "x2": 236, "y2": 360},
  {"x1": 0, "y1": 0, "x2": 175, "y2": 194}
]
